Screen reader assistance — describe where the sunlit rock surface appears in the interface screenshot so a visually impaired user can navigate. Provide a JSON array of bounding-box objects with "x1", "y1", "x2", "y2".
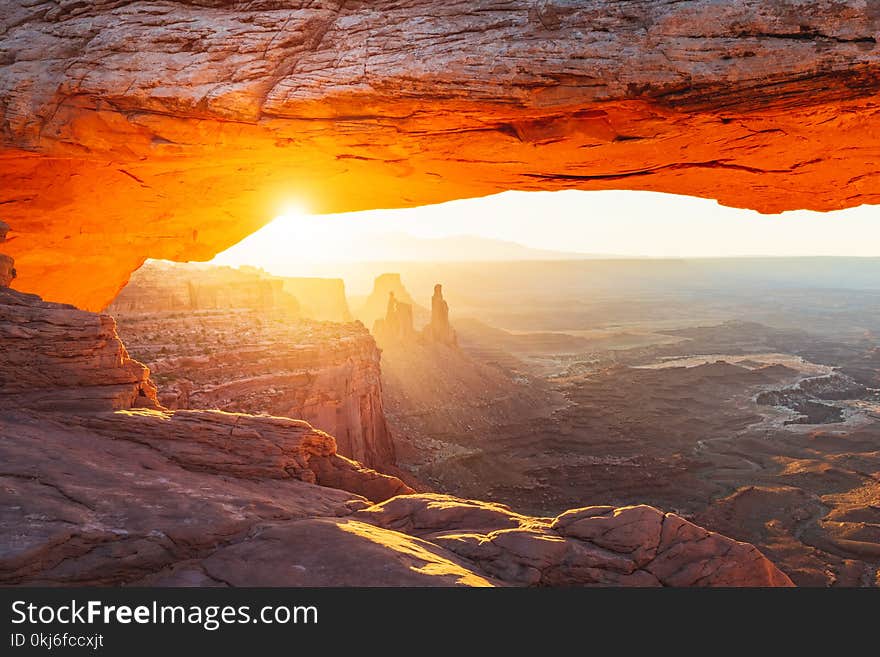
[
  {"x1": 3, "y1": 1, "x2": 880, "y2": 309},
  {"x1": 359, "y1": 495, "x2": 794, "y2": 586},
  {"x1": 0, "y1": 287, "x2": 160, "y2": 412}
]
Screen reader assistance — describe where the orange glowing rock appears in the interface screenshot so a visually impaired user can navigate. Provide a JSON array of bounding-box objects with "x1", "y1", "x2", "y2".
[{"x1": 2, "y1": 2, "x2": 880, "y2": 309}]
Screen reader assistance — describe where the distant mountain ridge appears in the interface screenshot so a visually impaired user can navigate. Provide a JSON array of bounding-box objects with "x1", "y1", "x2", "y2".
[{"x1": 333, "y1": 232, "x2": 608, "y2": 262}]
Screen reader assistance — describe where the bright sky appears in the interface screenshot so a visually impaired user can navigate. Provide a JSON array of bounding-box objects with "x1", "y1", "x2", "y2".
[{"x1": 210, "y1": 190, "x2": 880, "y2": 272}]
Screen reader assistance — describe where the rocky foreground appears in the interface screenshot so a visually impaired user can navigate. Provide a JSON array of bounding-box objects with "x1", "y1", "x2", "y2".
[
  {"x1": 0, "y1": 277, "x2": 792, "y2": 586},
  {"x1": 0, "y1": 404, "x2": 790, "y2": 586}
]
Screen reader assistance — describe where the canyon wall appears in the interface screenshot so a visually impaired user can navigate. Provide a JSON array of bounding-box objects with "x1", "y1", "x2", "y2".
[
  {"x1": 109, "y1": 262, "x2": 393, "y2": 467},
  {"x1": 3, "y1": 2, "x2": 880, "y2": 309},
  {"x1": 114, "y1": 308, "x2": 396, "y2": 469},
  {"x1": 0, "y1": 267, "x2": 411, "y2": 501}
]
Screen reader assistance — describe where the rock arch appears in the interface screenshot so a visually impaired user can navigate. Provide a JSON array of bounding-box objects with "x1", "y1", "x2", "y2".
[{"x1": 2, "y1": 1, "x2": 880, "y2": 309}]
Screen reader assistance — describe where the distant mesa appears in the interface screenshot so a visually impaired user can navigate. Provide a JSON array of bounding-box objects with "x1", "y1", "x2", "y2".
[
  {"x1": 370, "y1": 275, "x2": 457, "y2": 348},
  {"x1": 109, "y1": 261, "x2": 352, "y2": 323},
  {"x1": 110, "y1": 262, "x2": 299, "y2": 316}
]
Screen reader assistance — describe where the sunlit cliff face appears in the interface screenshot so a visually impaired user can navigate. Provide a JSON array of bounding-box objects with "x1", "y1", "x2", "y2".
[{"x1": 4, "y1": 1, "x2": 880, "y2": 309}]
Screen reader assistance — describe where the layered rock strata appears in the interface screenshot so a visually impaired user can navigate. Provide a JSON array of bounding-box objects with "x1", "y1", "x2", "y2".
[
  {"x1": 114, "y1": 309, "x2": 396, "y2": 468},
  {"x1": 0, "y1": 287, "x2": 159, "y2": 412}
]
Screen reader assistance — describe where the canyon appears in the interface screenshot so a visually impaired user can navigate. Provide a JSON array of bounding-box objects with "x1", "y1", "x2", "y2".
[
  {"x1": 4, "y1": 2, "x2": 880, "y2": 309},
  {"x1": 418, "y1": 265, "x2": 880, "y2": 588},
  {"x1": 111, "y1": 262, "x2": 392, "y2": 469},
  {"x1": 105, "y1": 261, "x2": 880, "y2": 586},
  {"x1": 0, "y1": 252, "x2": 791, "y2": 586},
  {"x1": 2, "y1": 0, "x2": 879, "y2": 589},
  {"x1": 114, "y1": 310, "x2": 395, "y2": 469}
]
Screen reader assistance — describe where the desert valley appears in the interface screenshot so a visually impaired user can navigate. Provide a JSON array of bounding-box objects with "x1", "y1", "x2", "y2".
[
  {"x1": 3, "y1": 1, "x2": 880, "y2": 593},
  {"x1": 99, "y1": 257, "x2": 880, "y2": 587}
]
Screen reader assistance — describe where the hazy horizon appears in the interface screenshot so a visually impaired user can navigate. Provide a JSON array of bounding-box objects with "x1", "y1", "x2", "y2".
[{"x1": 210, "y1": 190, "x2": 880, "y2": 276}]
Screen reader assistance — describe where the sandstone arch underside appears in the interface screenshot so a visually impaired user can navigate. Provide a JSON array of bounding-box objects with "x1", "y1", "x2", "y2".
[{"x1": 2, "y1": 1, "x2": 880, "y2": 310}]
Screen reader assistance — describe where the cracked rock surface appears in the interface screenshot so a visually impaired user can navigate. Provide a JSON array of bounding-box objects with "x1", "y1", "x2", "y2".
[{"x1": 358, "y1": 495, "x2": 793, "y2": 586}]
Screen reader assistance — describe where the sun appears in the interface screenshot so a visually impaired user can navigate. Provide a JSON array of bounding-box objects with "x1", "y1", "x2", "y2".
[
  {"x1": 213, "y1": 203, "x2": 359, "y2": 269},
  {"x1": 276, "y1": 202, "x2": 308, "y2": 222}
]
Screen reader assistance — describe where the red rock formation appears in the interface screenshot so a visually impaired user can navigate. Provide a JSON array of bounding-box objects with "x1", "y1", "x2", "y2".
[
  {"x1": 114, "y1": 306, "x2": 397, "y2": 468},
  {"x1": 0, "y1": 405, "x2": 791, "y2": 585},
  {"x1": 373, "y1": 291, "x2": 418, "y2": 347},
  {"x1": 0, "y1": 281, "x2": 409, "y2": 498},
  {"x1": 3, "y1": 2, "x2": 880, "y2": 309},
  {"x1": 356, "y1": 273, "x2": 427, "y2": 331},
  {"x1": 73, "y1": 409, "x2": 409, "y2": 503},
  {"x1": 0, "y1": 286, "x2": 160, "y2": 412},
  {"x1": 0, "y1": 262, "x2": 792, "y2": 586},
  {"x1": 357, "y1": 495, "x2": 793, "y2": 586},
  {"x1": 371, "y1": 279, "x2": 458, "y2": 348},
  {"x1": 105, "y1": 261, "x2": 392, "y2": 466},
  {"x1": 425, "y1": 283, "x2": 457, "y2": 346}
]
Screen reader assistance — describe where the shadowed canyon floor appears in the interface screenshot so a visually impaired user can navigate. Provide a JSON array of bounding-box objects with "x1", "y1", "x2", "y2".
[{"x1": 428, "y1": 303, "x2": 880, "y2": 587}]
